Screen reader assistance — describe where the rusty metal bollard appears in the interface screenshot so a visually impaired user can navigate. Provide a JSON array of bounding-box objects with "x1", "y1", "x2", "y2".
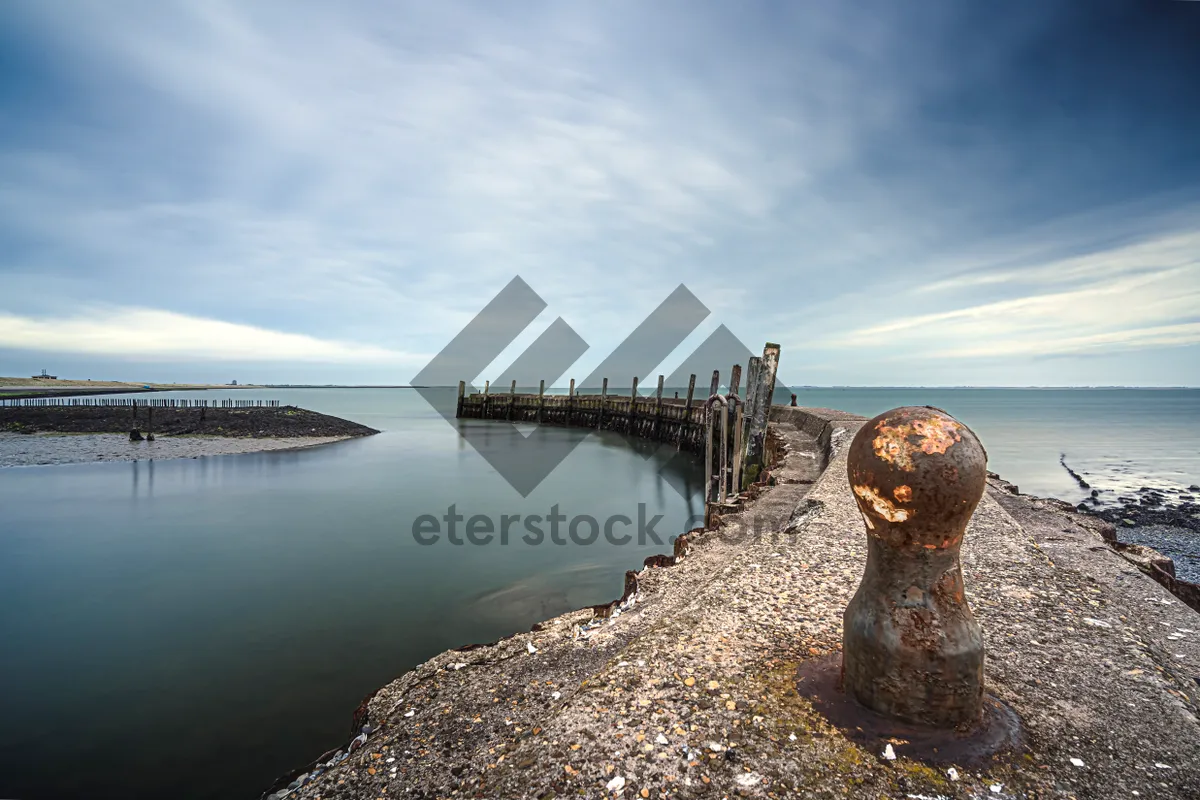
[{"x1": 843, "y1": 405, "x2": 988, "y2": 728}]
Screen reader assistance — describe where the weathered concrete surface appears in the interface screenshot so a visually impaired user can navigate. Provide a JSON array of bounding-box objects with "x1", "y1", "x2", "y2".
[{"x1": 271, "y1": 407, "x2": 1200, "y2": 800}]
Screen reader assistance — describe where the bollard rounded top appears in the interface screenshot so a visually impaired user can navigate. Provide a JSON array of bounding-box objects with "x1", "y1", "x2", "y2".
[{"x1": 847, "y1": 405, "x2": 987, "y2": 549}]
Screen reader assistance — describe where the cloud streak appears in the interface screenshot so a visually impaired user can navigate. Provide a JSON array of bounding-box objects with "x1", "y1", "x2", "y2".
[
  {"x1": 0, "y1": 1, "x2": 1198, "y2": 385},
  {"x1": 0, "y1": 307, "x2": 421, "y2": 363}
]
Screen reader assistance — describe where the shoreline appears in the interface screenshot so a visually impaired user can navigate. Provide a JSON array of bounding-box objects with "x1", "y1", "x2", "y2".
[
  {"x1": 0, "y1": 405, "x2": 379, "y2": 467},
  {"x1": 263, "y1": 406, "x2": 1200, "y2": 800},
  {"x1": 0, "y1": 431, "x2": 360, "y2": 468}
]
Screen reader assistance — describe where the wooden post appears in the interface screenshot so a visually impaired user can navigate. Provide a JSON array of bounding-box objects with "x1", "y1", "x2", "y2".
[
  {"x1": 718, "y1": 399, "x2": 729, "y2": 504},
  {"x1": 456, "y1": 381, "x2": 466, "y2": 418},
  {"x1": 568, "y1": 378, "x2": 575, "y2": 426},
  {"x1": 598, "y1": 378, "x2": 608, "y2": 429},
  {"x1": 147, "y1": 405, "x2": 154, "y2": 442},
  {"x1": 652, "y1": 374, "x2": 664, "y2": 440},
  {"x1": 629, "y1": 377, "x2": 639, "y2": 434},
  {"x1": 508, "y1": 380, "x2": 516, "y2": 421},
  {"x1": 704, "y1": 400, "x2": 715, "y2": 516},
  {"x1": 679, "y1": 373, "x2": 697, "y2": 448},
  {"x1": 538, "y1": 380, "x2": 545, "y2": 423},
  {"x1": 739, "y1": 356, "x2": 762, "y2": 488},
  {"x1": 730, "y1": 364, "x2": 745, "y2": 497},
  {"x1": 745, "y1": 343, "x2": 781, "y2": 475}
]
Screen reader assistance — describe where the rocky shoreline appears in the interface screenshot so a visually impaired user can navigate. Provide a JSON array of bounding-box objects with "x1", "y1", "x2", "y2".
[
  {"x1": 1052, "y1": 455, "x2": 1200, "y2": 585},
  {"x1": 261, "y1": 406, "x2": 1200, "y2": 800}
]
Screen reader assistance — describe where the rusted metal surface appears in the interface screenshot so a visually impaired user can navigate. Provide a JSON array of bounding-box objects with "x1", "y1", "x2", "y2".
[{"x1": 843, "y1": 405, "x2": 988, "y2": 728}]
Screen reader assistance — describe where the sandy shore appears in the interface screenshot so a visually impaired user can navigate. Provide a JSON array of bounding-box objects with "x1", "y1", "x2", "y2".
[{"x1": 0, "y1": 432, "x2": 355, "y2": 467}]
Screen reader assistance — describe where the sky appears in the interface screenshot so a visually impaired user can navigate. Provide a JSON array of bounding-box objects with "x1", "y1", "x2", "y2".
[{"x1": 1, "y1": 0, "x2": 1198, "y2": 387}]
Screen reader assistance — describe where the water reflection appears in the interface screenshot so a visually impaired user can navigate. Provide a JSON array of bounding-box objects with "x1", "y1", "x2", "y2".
[{"x1": 0, "y1": 390, "x2": 704, "y2": 800}]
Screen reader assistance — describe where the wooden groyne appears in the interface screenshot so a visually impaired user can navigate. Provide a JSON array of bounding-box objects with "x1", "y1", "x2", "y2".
[
  {"x1": 455, "y1": 342, "x2": 783, "y2": 524},
  {"x1": 0, "y1": 397, "x2": 281, "y2": 408},
  {"x1": 457, "y1": 375, "x2": 707, "y2": 452}
]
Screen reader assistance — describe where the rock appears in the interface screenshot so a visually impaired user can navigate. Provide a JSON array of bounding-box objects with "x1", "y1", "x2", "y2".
[{"x1": 129, "y1": 429, "x2": 143, "y2": 441}]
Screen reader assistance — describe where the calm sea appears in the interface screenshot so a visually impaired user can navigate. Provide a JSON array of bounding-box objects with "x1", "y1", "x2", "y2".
[{"x1": 0, "y1": 387, "x2": 1196, "y2": 800}]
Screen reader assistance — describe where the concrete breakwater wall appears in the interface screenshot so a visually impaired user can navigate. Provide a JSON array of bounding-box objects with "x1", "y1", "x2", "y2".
[{"x1": 265, "y1": 401, "x2": 1200, "y2": 800}]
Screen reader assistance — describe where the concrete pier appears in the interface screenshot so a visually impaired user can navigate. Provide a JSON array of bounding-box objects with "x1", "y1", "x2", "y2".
[{"x1": 268, "y1": 405, "x2": 1200, "y2": 800}]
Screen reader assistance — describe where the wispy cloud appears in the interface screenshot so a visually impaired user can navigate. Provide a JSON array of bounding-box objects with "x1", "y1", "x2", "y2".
[
  {"x1": 820, "y1": 226, "x2": 1200, "y2": 360},
  {"x1": 0, "y1": 307, "x2": 421, "y2": 363},
  {"x1": 0, "y1": 1, "x2": 1197, "y2": 384}
]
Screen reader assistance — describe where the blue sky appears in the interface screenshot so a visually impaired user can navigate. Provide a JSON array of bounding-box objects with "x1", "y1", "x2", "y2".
[{"x1": 1, "y1": 0, "x2": 1198, "y2": 387}]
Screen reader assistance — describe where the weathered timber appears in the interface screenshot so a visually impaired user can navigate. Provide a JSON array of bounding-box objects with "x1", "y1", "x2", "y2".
[
  {"x1": 730, "y1": 364, "x2": 746, "y2": 496},
  {"x1": 457, "y1": 376, "x2": 707, "y2": 454},
  {"x1": 680, "y1": 373, "x2": 696, "y2": 449},
  {"x1": 745, "y1": 344, "x2": 780, "y2": 474}
]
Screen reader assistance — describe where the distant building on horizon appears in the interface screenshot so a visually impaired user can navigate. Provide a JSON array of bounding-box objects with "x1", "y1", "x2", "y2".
[
  {"x1": 32, "y1": 369, "x2": 57, "y2": 380},
  {"x1": 229, "y1": 380, "x2": 238, "y2": 386}
]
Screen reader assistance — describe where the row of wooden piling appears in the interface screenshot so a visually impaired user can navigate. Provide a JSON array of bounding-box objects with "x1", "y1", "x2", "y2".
[
  {"x1": 455, "y1": 342, "x2": 782, "y2": 525},
  {"x1": 458, "y1": 374, "x2": 708, "y2": 451},
  {"x1": 0, "y1": 398, "x2": 281, "y2": 408}
]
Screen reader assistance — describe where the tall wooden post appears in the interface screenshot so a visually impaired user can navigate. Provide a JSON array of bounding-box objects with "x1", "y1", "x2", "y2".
[
  {"x1": 730, "y1": 364, "x2": 745, "y2": 496},
  {"x1": 508, "y1": 380, "x2": 516, "y2": 421},
  {"x1": 568, "y1": 378, "x2": 575, "y2": 426},
  {"x1": 456, "y1": 381, "x2": 466, "y2": 418},
  {"x1": 538, "y1": 380, "x2": 545, "y2": 423},
  {"x1": 652, "y1": 375, "x2": 664, "y2": 440},
  {"x1": 745, "y1": 343, "x2": 780, "y2": 476},
  {"x1": 679, "y1": 373, "x2": 697, "y2": 449},
  {"x1": 740, "y1": 357, "x2": 762, "y2": 488},
  {"x1": 629, "y1": 377, "x2": 639, "y2": 434},
  {"x1": 598, "y1": 378, "x2": 608, "y2": 429}
]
